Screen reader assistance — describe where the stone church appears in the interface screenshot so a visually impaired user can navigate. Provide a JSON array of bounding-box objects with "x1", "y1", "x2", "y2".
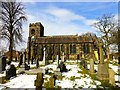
[{"x1": 27, "y1": 22, "x2": 98, "y2": 61}]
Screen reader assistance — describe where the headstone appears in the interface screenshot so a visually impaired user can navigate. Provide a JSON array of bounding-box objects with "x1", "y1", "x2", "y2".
[
  {"x1": 25, "y1": 63, "x2": 30, "y2": 70},
  {"x1": 49, "y1": 75, "x2": 57, "y2": 88},
  {"x1": 31, "y1": 56, "x2": 33, "y2": 64},
  {"x1": 36, "y1": 59, "x2": 39, "y2": 68},
  {"x1": 0, "y1": 75, "x2": 6, "y2": 84},
  {"x1": 62, "y1": 52, "x2": 64, "y2": 62},
  {"x1": 109, "y1": 68, "x2": 115, "y2": 86},
  {"x1": 55, "y1": 68, "x2": 61, "y2": 76},
  {"x1": 58, "y1": 61, "x2": 67, "y2": 72},
  {"x1": 80, "y1": 58, "x2": 87, "y2": 69},
  {"x1": 57, "y1": 55, "x2": 59, "y2": 67},
  {"x1": 97, "y1": 40, "x2": 109, "y2": 81},
  {"x1": 0, "y1": 56, "x2": 2, "y2": 72},
  {"x1": 34, "y1": 72, "x2": 44, "y2": 90},
  {"x1": 6, "y1": 64, "x2": 16, "y2": 80},
  {"x1": 90, "y1": 58, "x2": 95, "y2": 74},
  {"x1": 1, "y1": 55, "x2": 7, "y2": 71},
  {"x1": 43, "y1": 47, "x2": 46, "y2": 65},
  {"x1": 18, "y1": 53, "x2": 23, "y2": 67}
]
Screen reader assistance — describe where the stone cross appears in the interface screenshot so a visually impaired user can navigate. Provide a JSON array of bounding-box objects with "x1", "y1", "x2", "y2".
[
  {"x1": 99, "y1": 40, "x2": 104, "y2": 64},
  {"x1": 43, "y1": 47, "x2": 46, "y2": 65},
  {"x1": 97, "y1": 39, "x2": 109, "y2": 81}
]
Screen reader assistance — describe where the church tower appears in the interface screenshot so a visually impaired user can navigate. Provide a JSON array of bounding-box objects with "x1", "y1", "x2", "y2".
[
  {"x1": 27, "y1": 22, "x2": 44, "y2": 63},
  {"x1": 29, "y1": 22, "x2": 44, "y2": 37}
]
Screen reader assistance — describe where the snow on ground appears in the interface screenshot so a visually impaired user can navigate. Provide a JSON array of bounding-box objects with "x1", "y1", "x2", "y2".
[
  {"x1": 11, "y1": 61, "x2": 37, "y2": 68},
  {"x1": 1, "y1": 60, "x2": 120, "y2": 89},
  {"x1": 109, "y1": 64, "x2": 120, "y2": 74},
  {"x1": 0, "y1": 74, "x2": 36, "y2": 89},
  {"x1": 87, "y1": 64, "x2": 98, "y2": 71}
]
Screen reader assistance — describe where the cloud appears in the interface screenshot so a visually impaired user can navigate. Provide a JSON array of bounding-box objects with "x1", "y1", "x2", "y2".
[
  {"x1": 24, "y1": 6, "x2": 97, "y2": 36},
  {"x1": 18, "y1": 5, "x2": 98, "y2": 50},
  {"x1": 44, "y1": 6, "x2": 85, "y2": 22}
]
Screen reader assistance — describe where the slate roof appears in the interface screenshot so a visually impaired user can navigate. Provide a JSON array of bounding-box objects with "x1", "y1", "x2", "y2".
[{"x1": 35, "y1": 35, "x2": 95, "y2": 44}]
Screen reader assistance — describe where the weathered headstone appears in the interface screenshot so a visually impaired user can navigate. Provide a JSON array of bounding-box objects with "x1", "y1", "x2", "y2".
[
  {"x1": 6, "y1": 64, "x2": 16, "y2": 80},
  {"x1": 109, "y1": 68, "x2": 115, "y2": 86},
  {"x1": 43, "y1": 47, "x2": 46, "y2": 65},
  {"x1": 0, "y1": 56, "x2": 2, "y2": 72},
  {"x1": 25, "y1": 63, "x2": 30, "y2": 70},
  {"x1": 57, "y1": 54, "x2": 59, "y2": 67},
  {"x1": 31, "y1": 56, "x2": 34, "y2": 64},
  {"x1": 0, "y1": 75, "x2": 6, "y2": 84},
  {"x1": 90, "y1": 58, "x2": 95, "y2": 74},
  {"x1": 49, "y1": 75, "x2": 57, "y2": 88},
  {"x1": 80, "y1": 58, "x2": 87, "y2": 69},
  {"x1": 1, "y1": 55, "x2": 7, "y2": 71},
  {"x1": 18, "y1": 53, "x2": 23, "y2": 67},
  {"x1": 97, "y1": 39, "x2": 109, "y2": 81},
  {"x1": 36, "y1": 59, "x2": 39, "y2": 68},
  {"x1": 58, "y1": 61, "x2": 67, "y2": 72},
  {"x1": 62, "y1": 52, "x2": 64, "y2": 62},
  {"x1": 55, "y1": 68, "x2": 61, "y2": 76},
  {"x1": 34, "y1": 72, "x2": 44, "y2": 90}
]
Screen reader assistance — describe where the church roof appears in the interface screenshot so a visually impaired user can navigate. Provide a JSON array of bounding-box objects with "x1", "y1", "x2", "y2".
[{"x1": 35, "y1": 35, "x2": 95, "y2": 44}]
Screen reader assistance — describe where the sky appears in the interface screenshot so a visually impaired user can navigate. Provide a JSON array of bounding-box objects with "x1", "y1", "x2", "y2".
[{"x1": 0, "y1": 1, "x2": 119, "y2": 51}]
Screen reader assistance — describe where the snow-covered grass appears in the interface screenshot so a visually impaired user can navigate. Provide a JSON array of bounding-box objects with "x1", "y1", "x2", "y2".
[
  {"x1": 0, "y1": 74, "x2": 36, "y2": 89},
  {"x1": 1, "y1": 60, "x2": 120, "y2": 89},
  {"x1": 55, "y1": 64, "x2": 101, "y2": 88},
  {"x1": 109, "y1": 64, "x2": 120, "y2": 74}
]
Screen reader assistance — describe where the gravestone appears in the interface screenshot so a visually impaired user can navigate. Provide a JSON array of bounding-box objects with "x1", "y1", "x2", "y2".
[
  {"x1": 90, "y1": 58, "x2": 95, "y2": 74},
  {"x1": 62, "y1": 52, "x2": 64, "y2": 62},
  {"x1": 109, "y1": 68, "x2": 115, "y2": 86},
  {"x1": 6, "y1": 64, "x2": 16, "y2": 80},
  {"x1": 57, "y1": 54, "x2": 59, "y2": 67},
  {"x1": 18, "y1": 53, "x2": 23, "y2": 67},
  {"x1": 58, "y1": 61, "x2": 67, "y2": 72},
  {"x1": 36, "y1": 59, "x2": 39, "y2": 68},
  {"x1": 31, "y1": 56, "x2": 34, "y2": 64},
  {"x1": 97, "y1": 39, "x2": 109, "y2": 81},
  {"x1": 43, "y1": 47, "x2": 46, "y2": 65},
  {"x1": 90, "y1": 53, "x2": 95, "y2": 74},
  {"x1": 34, "y1": 72, "x2": 44, "y2": 90},
  {"x1": 0, "y1": 56, "x2": 2, "y2": 72},
  {"x1": 55, "y1": 68, "x2": 61, "y2": 76},
  {"x1": 0, "y1": 75, "x2": 6, "y2": 84},
  {"x1": 25, "y1": 63, "x2": 30, "y2": 70},
  {"x1": 49, "y1": 75, "x2": 57, "y2": 88},
  {"x1": 80, "y1": 58, "x2": 87, "y2": 69},
  {"x1": 0, "y1": 55, "x2": 7, "y2": 71}
]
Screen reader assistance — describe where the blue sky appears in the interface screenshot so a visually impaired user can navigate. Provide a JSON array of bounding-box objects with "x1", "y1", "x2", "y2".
[
  {"x1": 1, "y1": 1, "x2": 118, "y2": 51},
  {"x1": 18, "y1": 2, "x2": 117, "y2": 50}
]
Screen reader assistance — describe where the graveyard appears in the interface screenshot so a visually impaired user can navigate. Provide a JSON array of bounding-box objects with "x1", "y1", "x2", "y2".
[
  {"x1": 0, "y1": 48, "x2": 120, "y2": 89},
  {"x1": 0, "y1": 22, "x2": 120, "y2": 90},
  {"x1": 0, "y1": 1, "x2": 120, "y2": 90}
]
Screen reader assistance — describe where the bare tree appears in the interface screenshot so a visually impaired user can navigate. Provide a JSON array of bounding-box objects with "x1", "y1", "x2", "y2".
[
  {"x1": 0, "y1": 0, "x2": 27, "y2": 61},
  {"x1": 92, "y1": 14, "x2": 117, "y2": 63}
]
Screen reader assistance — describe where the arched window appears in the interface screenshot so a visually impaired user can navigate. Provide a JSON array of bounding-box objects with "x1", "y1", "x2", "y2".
[
  {"x1": 86, "y1": 44, "x2": 90, "y2": 54},
  {"x1": 73, "y1": 44, "x2": 76, "y2": 54},
  {"x1": 83, "y1": 44, "x2": 86, "y2": 54},
  {"x1": 31, "y1": 29, "x2": 35, "y2": 35},
  {"x1": 70, "y1": 44, "x2": 72, "y2": 54},
  {"x1": 61, "y1": 45, "x2": 64, "y2": 52}
]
